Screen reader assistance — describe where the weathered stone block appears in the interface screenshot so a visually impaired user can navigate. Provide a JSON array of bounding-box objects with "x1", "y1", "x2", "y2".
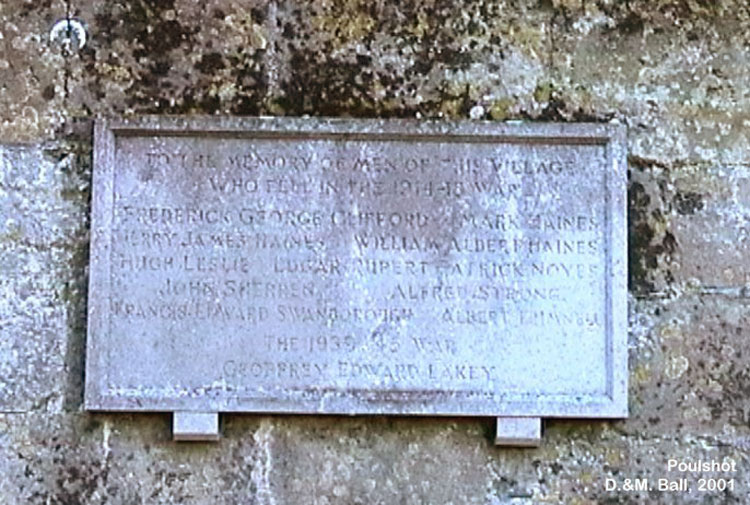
[{"x1": 0, "y1": 144, "x2": 88, "y2": 413}]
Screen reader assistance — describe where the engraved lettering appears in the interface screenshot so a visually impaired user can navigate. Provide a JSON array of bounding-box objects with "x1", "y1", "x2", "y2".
[{"x1": 89, "y1": 119, "x2": 625, "y2": 422}]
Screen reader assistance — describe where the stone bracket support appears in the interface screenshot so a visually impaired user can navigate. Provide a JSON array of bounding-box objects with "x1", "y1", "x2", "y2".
[
  {"x1": 173, "y1": 412, "x2": 220, "y2": 441},
  {"x1": 495, "y1": 417, "x2": 541, "y2": 447}
]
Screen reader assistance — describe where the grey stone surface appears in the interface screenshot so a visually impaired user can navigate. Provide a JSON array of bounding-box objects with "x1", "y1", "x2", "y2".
[
  {"x1": 495, "y1": 417, "x2": 541, "y2": 447},
  {"x1": 0, "y1": 144, "x2": 88, "y2": 413},
  {"x1": 86, "y1": 117, "x2": 627, "y2": 420},
  {"x1": 2, "y1": 0, "x2": 750, "y2": 503},
  {"x1": 173, "y1": 411, "x2": 220, "y2": 441}
]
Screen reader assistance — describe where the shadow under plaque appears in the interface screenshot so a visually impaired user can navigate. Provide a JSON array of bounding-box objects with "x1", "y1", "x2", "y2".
[{"x1": 84, "y1": 116, "x2": 628, "y2": 446}]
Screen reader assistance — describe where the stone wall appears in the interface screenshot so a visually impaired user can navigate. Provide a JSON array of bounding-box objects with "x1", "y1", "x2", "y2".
[{"x1": 1, "y1": 0, "x2": 749, "y2": 503}]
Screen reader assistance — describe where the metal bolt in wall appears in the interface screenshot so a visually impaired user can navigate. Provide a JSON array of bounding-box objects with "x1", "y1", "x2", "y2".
[{"x1": 49, "y1": 18, "x2": 87, "y2": 53}]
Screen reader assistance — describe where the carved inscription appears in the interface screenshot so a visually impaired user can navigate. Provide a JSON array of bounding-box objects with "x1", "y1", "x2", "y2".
[{"x1": 87, "y1": 119, "x2": 627, "y2": 417}]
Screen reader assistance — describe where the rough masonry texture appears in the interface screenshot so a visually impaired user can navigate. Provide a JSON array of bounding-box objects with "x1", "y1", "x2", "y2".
[{"x1": 1, "y1": 0, "x2": 749, "y2": 503}]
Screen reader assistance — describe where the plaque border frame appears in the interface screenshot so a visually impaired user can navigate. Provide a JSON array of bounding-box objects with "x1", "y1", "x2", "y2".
[{"x1": 85, "y1": 116, "x2": 628, "y2": 419}]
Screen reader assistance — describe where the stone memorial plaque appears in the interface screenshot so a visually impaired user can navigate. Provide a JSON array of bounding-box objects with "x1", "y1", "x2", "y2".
[{"x1": 86, "y1": 117, "x2": 627, "y2": 441}]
